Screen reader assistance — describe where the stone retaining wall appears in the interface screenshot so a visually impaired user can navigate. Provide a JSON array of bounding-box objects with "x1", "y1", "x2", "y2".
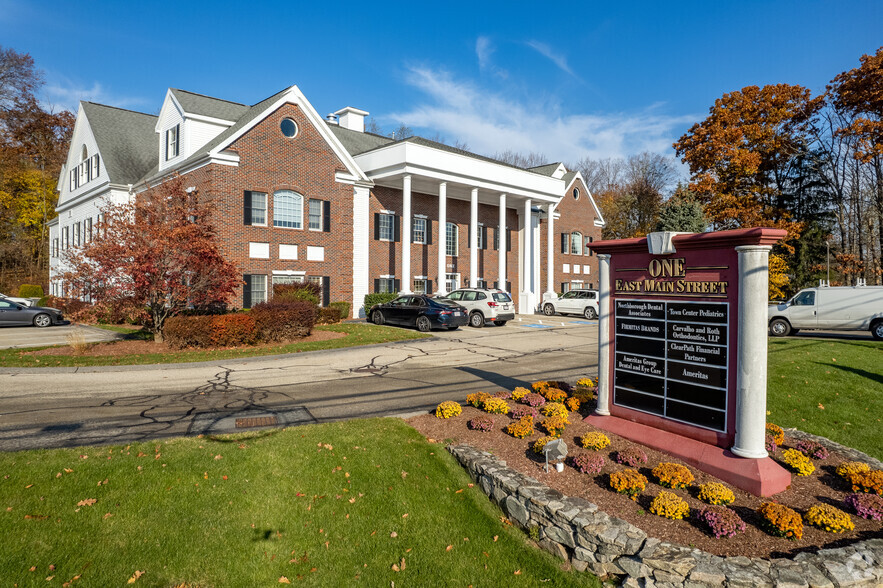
[{"x1": 448, "y1": 443, "x2": 883, "y2": 587}]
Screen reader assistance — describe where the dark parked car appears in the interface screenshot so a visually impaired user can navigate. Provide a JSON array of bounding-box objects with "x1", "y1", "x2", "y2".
[
  {"x1": 0, "y1": 297, "x2": 65, "y2": 327},
  {"x1": 369, "y1": 294, "x2": 468, "y2": 332}
]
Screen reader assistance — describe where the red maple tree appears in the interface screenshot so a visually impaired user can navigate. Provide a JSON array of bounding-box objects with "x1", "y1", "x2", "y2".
[{"x1": 59, "y1": 176, "x2": 240, "y2": 340}]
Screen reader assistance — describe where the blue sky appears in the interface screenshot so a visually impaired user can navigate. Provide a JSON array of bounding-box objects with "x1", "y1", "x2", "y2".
[{"x1": 2, "y1": 0, "x2": 881, "y2": 166}]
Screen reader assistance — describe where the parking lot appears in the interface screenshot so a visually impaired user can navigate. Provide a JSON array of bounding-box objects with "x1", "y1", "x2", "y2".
[{"x1": 0, "y1": 324, "x2": 122, "y2": 349}]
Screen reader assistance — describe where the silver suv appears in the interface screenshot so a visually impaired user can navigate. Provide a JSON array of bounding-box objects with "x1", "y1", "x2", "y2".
[
  {"x1": 542, "y1": 289, "x2": 599, "y2": 319},
  {"x1": 443, "y1": 288, "x2": 515, "y2": 327}
]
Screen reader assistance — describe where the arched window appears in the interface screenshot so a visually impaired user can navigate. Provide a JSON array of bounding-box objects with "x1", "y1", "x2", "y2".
[
  {"x1": 81, "y1": 145, "x2": 88, "y2": 161},
  {"x1": 570, "y1": 231, "x2": 583, "y2": 255},
  {"x1": 446, "y1": 222, "x2": 458, "y2": 256},
  {"x1": 273, "y1": 190, "x2": 303, "y2": 229}
]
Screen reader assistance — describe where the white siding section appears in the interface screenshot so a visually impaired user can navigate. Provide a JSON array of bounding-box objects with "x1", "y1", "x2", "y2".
[
  {"x1": 186, "y1": 118, "x2": 229, "y2": 156},
  {"x1": 58, "y1": 106, "x2": 108, "y2": 206},
  {"x1": 352, "y1": 185, "x2": 370, "y2": 318},
  {"x1": 157, "y1": 93, "x2": 185, "y2": 172}
]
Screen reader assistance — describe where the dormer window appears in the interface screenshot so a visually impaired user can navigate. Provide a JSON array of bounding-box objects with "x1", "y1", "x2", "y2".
[{"x1": 165, "y1": 124, "x2": 180, "y2": 160}]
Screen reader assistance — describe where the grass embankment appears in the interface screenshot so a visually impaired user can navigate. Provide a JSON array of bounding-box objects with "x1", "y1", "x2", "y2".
[
  {"x1": 0, "y1": 323, "x2": 429, "y2": 368},
  {"x1": 767, "y1": 338, "x2": 882, "y2": 460},
  {"x1": 0, "y1": 419, "x2": 598, "y2": 587}
]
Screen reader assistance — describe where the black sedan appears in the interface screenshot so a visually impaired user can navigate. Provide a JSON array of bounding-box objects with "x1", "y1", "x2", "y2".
[
  {"x1": 369, "y1": 294, "x2": 468, "y2": 332},
  {"x1": 0, "y1": 297, "x2": 65, "y2": 327}
]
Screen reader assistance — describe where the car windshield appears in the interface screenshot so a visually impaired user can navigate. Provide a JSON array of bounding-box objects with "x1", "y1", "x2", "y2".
[
  {"x1": 434, "y1": 298, "x2": 461, "y2": 308},
  {"x1": 492, "y1": 292, "x2": 512, "y2": 302}
]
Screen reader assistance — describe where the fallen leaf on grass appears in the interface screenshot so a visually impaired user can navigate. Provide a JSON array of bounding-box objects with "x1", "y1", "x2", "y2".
[
  {"x1": 25, "y1": 484, "x2": 33, "y2": 489},
  {"x1": 49, "y1": 565, "x2": 55, "y2": 570},
  {"x1": 97, "y1": 478, "x2": 108, "y2": 486},
  {"x1": 390, "y1": 532, "x2": 398, "y2": 538},
  {"x1": 77, "y1": 499, "x2": 97, "y2": 507},
  {"x1": 64, "y1": 469, "x2": 73, "y2": 473},
  {"x1": 127, "y1": 570, "x2": 144, "y2": 583},
  {"x1": 446, "y1": 545, "x2": 453, "y2": 552},
  {"x1": 278, "y1": 577, "x2": 291, "y2": 584},
  {"x1": 103, "y1": 513, "x2": 113, "y2": 519},
  {"x1": 402, "y1": 513, "x2": 408, "y2": 518},
  {"x1": 29, "y1": 566, "x2": 36, "y2": 571},
  {"x1": 391, "y1": 564, "x2": 400, "y2": 572},
  {"x1": 56, "y1": 473, "x2": 62, "y2": 478},
  {"x1": 214, "y1": 454, "x2": 222, "y2": 460},
  {"x1": 818, "y1": 403, "x2": 825, "y2": 410},
  {"x1": 514, "y1": 570, "x2": 521, "y2": 575},
  {"x1": 493, "y1": 535, "x2": 498, "y2": 542},
  {"x1": 46, "y1": 576, "x2": 54, "y2": 581}
]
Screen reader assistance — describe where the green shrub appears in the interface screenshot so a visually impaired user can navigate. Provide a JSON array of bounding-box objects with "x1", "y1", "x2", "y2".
[
  {"x1": 18, "y1": 284, "x2": 44, "y2": 298},
  {"x1": 37, "y1": 296, "x2": 50, "y2": 307},
  {"x1": 329, "y1": 301, "x2": 351, "y2": 319},
  {"x1": 365, "y1": 292, "x2": 398, "y2": 310},
  {"x1": 317, "y1": 306, "x2": 342, "y2": 324},
  {"x1": 274, "y1": 282, "x2": 321, "y2": 305},
  {"x1": 251, "y1": 300, "x2": 317, "y2": 342}
]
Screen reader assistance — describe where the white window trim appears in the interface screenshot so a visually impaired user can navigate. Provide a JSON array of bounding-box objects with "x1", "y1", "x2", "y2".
[
  {"x1": 272, "y1": 270, "x2": 306, "y2": 276},
  {"x1": 379, "y1": 213, "x2": 394, "y2": 242},
  {"x1": 251, "y1": 192, "x2": 268, "y2": 227},
  {"x1": 446, "y1": 222, "x2": 459, "y2": 257},
  {"x1": 273, "y1": 190, "x2": 304, "y2": 230},
  {"x1": 308, "y1": 199, "x2": 322, "y2": 231},
  {"x1": 412, "y1": 216, "x2": 427, "y2": 244}
]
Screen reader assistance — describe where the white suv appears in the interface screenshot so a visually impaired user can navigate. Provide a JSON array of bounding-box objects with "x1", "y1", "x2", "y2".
[
  {"x1": 443, "y1": 288, "x2": 515, "y2": 327},
  {"x1": 542, "y1": 289, "x2": 599, "y2": 319}
]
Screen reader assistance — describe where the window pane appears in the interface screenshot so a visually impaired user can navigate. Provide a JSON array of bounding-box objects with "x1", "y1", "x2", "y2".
[
  {"x1": 571, "y1": 232, "x2": 583, "y2": 255},
  {"x1": 446, "y1": 223, "x2": 458, "y2": 256},
  {"x1": 274, "y1": 190, "x2": 303, "y2": 228},
  {"x1": 413, "y1": 279, "x2": 427, "y2": 294},
  {"x1": 413, "y1": 218, "x2": 426, "y2": 243},
  {"x1": 309, "y1": 199, "x2": 322, "y2": 230},
  {"x1": 380, "y1": 214, "x2": 394, "y2": 240},
  {"x1": 252, "y1": 192, "x2": 267, "y2": 225},
  {"x1": 251, "y1": 275, "x2": 267, "y2": 306}
]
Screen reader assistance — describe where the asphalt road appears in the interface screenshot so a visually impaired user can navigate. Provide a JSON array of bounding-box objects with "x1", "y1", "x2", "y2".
[
  {"x1": 0, "y1": 317, "x2": 599, "y2": 451},
  {"x1": 0, "y1": 323, "x2": 122, "y2": 349}
]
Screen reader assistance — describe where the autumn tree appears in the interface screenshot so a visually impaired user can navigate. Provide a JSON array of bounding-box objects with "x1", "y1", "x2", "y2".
[{"x1": 59, "y1": 177, "x2": 240, "y2": 340}]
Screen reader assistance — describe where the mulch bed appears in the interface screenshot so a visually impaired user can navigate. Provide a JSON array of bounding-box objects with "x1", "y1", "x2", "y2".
[
  {"x1": 408, "y1": 398, "x2": 883, "y2": 560},
  {"x1": 25, "y1": 329, "x2": 346, "y2": 357}
]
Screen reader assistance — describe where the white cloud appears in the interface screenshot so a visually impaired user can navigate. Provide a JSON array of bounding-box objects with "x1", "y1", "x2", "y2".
[
  {"x1": 526, "y1": 41, "x2": 576, "y2": 77},
  {"x1": 42, "y1": 76, "x2": 148, "y2": 113},
  {"x1": 475, "y1": 36, "x2": 507, "y2": 79},
  {"x1": 390, "y1": 66, "x2": 696, "y2": 164}
]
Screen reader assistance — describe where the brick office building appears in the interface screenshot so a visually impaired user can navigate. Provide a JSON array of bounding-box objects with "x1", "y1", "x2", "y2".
[{"x1": 50, "y1": 85, "x2": 605, "y2": 317}]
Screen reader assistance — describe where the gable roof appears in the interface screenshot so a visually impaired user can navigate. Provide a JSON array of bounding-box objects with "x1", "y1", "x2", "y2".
[
  {"x1": 528, "y1": 163, "x2": 563, "y2": 176},
  {"x1": 327, "y1": 123, "x2": 395, "y2": 156},
  {"x1": 81, "y1": 102, "x2": 157, "y2": 185},
  {"x1": 169, "y1": 88, "x2": 249, "y2": 121}
]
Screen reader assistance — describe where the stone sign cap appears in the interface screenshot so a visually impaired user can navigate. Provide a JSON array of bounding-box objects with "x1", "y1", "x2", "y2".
[
  {"x1": 544, "y1": 439, "x2": 568, "y2": 461},
  {"x1": 647, "y1": 231, "x2": 691, "y2": 255}
]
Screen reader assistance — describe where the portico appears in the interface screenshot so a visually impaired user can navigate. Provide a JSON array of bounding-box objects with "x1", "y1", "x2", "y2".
[{"x1": 353, "y1": 139, "x2": 563, "y2": 314}]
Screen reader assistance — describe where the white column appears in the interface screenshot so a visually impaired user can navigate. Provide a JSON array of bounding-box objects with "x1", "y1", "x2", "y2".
[
  {"x1": 545, "y1": 203, "x2": 556, "y2": 298},
  {"x1": 352, "y1": 185, "x2": 370, "y2": 318},
  {"x1": 595, "y1": 253, "x2": 612, "y2": 415},
  {"x1": 498, "y1": 193, "x2": 507, "y2": 290},
  {"x1": 436, "y1": 182, "x2": 447, "y2": 295},
  {"x1": 521, "y1": 198, "x2": 533, "y2": 299},
  {"x1": 401, "y1": 175, "x2": 412, "y2": 294},
  {"x1": 731, "y1": 245, "x2": 773, "y2": 459},
  {"x1": 470, "y1": 188, "x2": 479, "y2": 287}
]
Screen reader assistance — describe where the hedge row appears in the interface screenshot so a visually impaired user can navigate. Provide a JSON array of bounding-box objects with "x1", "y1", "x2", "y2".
[
  {"x1": 364, "y1": 292, "x2": 398, "y2": 310},
  {"x1": 164, "y1": 300, "x2": 317, "y2": 349}
]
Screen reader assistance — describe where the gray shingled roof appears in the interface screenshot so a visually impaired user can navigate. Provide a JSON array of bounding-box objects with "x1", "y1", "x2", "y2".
[
  {"x1": 170, "y1": 89, "x2": 249, "y2": 121},
  {"x1": 528, "y1": 163, "x2": 562, "y2": 176},
  {"x1": 562, "y1": 171, "x2": 577, "y2": 185},
  {"x1": 81, "y1": 102, "x2": 157, "y2": 185},
  {"x1": 327, "y1": 124, "x2": 395, "y2": 156},
  {"x1": 138, "y1": 87, "x2": 292, "y2": 185}
]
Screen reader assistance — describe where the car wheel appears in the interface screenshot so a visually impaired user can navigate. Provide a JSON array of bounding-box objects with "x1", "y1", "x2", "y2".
[
  {"x1": 469, "y1": 312, "x2": 485, "y2": 328},
  {"x1": 871, "y1": 320, "x2": 883, "y2": 341},
  {"x1": 416, "y1": 316, "x2": 432, "y2": 332},
  {"x1": 543, "y1": 303, "x2": 555, "y2": 316},
  {"x1": 494, "y1": 320, "x2": 508, "y2": 326},
  {"x1": 769, "y1": 318, "x2": 791, "y2": 337},
  {"x1": 372, "y1": 310, "x2": 385, "y2": 326},
  {"x1": 33, "y1": 313, "x2": 52, "y2": 328},
  {"x1": 584, "y1": 306, "x2": 598, "y2": 320}
]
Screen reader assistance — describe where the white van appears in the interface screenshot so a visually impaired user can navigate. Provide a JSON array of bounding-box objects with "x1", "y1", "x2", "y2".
[{"x1": 768, "y1": 285, "x2": 883, "y2": 339}]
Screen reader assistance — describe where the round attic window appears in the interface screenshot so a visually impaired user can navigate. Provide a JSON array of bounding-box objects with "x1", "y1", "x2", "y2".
[
  {"x1": 280, "y1": 118, "x2": 298, "y2": 138},
  {"x1": 573, "y1": 188, "x2": 580, "y2": 200}
]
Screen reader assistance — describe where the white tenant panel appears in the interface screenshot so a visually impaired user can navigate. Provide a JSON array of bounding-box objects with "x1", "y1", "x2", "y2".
[
  {"x1": 563, "y1": 264, "x2": 570, "y2": 273},
  {"x1": 249, "y1": 242, "x2": 270, "y2": 259},
  {"x1": 306, "y1": 246, "x2": 325, "y2": 261},
  {"x1": 279, "y1": 244, "x2": 298, "y2": 260}
]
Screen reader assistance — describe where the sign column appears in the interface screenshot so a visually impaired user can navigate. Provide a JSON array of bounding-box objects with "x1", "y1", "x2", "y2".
[
  {"x1": 436, "y1": 182, "x2": 447, "y2": 295},
  {"x1": 596, "y1": 253, "x2": 612, "y2": 415},
  {"x1": 401, "y1": 174, "x2": 412, "y2": 294},
  {"x1": 498, "y1": 193, "x2": 506, "y2": 290}
]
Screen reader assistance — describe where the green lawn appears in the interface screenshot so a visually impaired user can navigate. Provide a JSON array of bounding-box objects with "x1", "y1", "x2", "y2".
[
  {"x1": 0, "y1": 323, "x2": 429, "y2": 368},
  {"x1": 0, "y1": 419, "x2": 598, "y2": 587},
  {"x1": 767, "y1": 337, "x2": 883, "y2": 460}
]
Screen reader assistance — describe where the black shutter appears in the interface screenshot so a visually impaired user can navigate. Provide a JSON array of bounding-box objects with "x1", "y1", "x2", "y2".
[
  {"x1": 426, "y1": 279, "x2": 432, "y2": 293},
  {"x1": 426, "y1": 220, "x2": 432, "y2": 245},
  {"x1": 374, "y1": 213, "x2": 380, "y2": 240},
  {"x1": 323, "y1": 201, "x2": 331, "y2": 232},
  {"x1": 393, "y1": 279, "x2": 401, "y2": 292},
  {"x1": 561, "y1": 282, "x2": 567, "y2": 293},
  {"x1": 506, "y1": 281, "x2": 512, "y2": 293},
  {"x1": 493, "y1": 228, "x2": 498, "y2": 250},
  {"x1": 322, "y1": 276, "x2": 330, "y2": 307},
  {"x1": 561, "y1": 233, "x2": 568, "y2": 254},
  {"x1": 243, "y1": 275, "x2": 252, "y2": 309},
  {"x1": 467, "y1": 228, "x2": 471, "y2": 248},
  {"x1": 244, "y1": 191, "x2": 253, "y2": 225},
  {"x1": 506, "y1": 230, "x2": 512, "y2": 252},
  {"x1": 374, "y1": 278, "x2": 380, "y2": 293},
  {"x1": 481, "y1": 226, "x2": 488, "y2": 250},
  {"x1": 393, "y1": 216, "x2": 401, "y2": 242}
]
